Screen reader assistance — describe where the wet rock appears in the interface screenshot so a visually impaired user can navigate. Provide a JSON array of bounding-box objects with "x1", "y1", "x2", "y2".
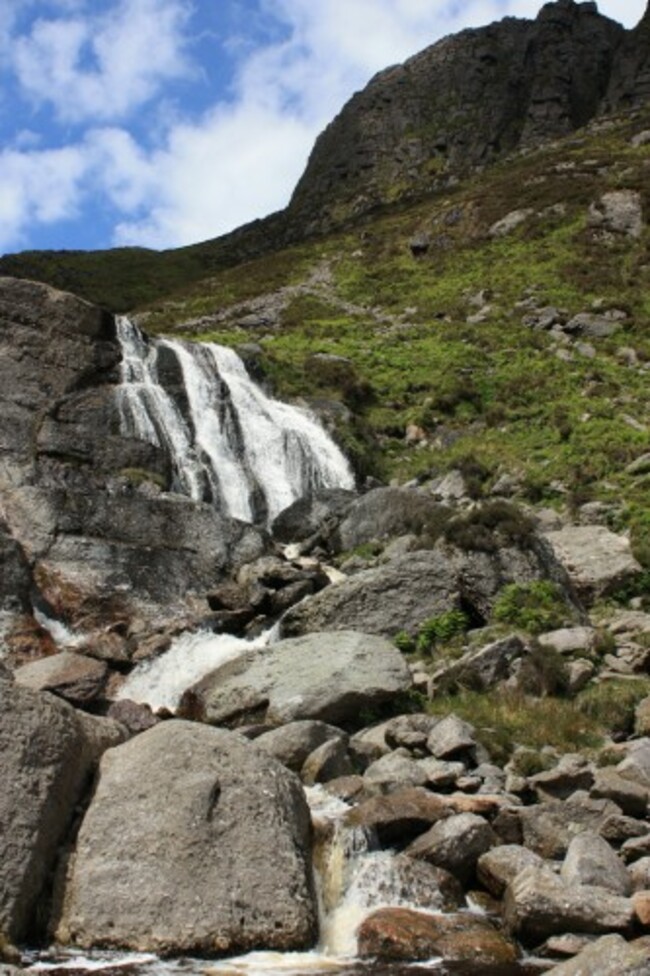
[
  {"x1": 561, "y1": 831, "x2": 632, "y2": 895},
  {"x1": 543, "y1": 933, "x2": 650, "y2": 975},
  {"x1": 301, "y1": 737, "x2": 354, "y2": 785},
  {"x1": 0, "y1": 679, "x2": 125, "y2": 942},
  {"x1": 357, "y1": 907, "x2": 518, "y2": 965},
  {"x1": 504, "y1": 864, "x2": 634, "y2": 945},
  {"x1": 14, "y1": 651, "x2": 108, "y2": 707},
  {"x1": 255, "y1": 720, "x2": 346, "y2": 772},
  {"x1": 344, "y1": 787, "x2": 451, "y2": 845},
  {"x1": 56, "y1": 723, "x2": 317, "y2": 954},
  {"x1": 405, "y1": 812, "x2": 497, "y2": 885},
  {"x1": 180, "y1": 630, "x2": 411, "y2": 728},
  {"x1": 477, "y1": 844, "x2": 545, "y2": 898}
]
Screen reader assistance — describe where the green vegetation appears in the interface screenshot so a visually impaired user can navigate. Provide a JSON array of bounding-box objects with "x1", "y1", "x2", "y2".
[
  {"x1": 415, "y1": 610, "x2": 471, "y2": 655},
  {"x1": 492, "y1": 581, "x2": 575, "y2": 634}
]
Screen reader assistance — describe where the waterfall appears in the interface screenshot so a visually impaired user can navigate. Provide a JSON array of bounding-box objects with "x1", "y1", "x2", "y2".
[{"x1": 115, "y1": 317, "x2": 355, "y2": 523}]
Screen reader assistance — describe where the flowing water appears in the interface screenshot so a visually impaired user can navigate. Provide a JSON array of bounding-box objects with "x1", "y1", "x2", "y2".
[{"x1": 115, "y1": 317, "x2": 355, "y2": 523}]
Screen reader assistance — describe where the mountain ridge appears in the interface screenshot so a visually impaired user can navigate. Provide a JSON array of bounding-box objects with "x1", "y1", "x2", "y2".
[{"x1": 2, "y1": 0, "x2": 650, "y2": 312}]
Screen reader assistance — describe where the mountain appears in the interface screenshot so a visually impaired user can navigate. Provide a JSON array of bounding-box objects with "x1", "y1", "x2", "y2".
[{"x1": 1, "y1": 0, "x2": 649, "y2": 311}]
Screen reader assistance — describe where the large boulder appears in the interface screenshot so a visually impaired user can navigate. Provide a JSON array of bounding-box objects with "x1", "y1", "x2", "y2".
[
  {"x1": 179, "y1": 631, "x2": 411, "y2": 728},
  {"x1": 544, "y1": 934, "x2": 650, "y2": 976},
  {"x1": 0, "y1": 675, "x2": 125, "y2": 942},
  {"x1": 14, "y1": 651, "x2": 108, "y2": 707},
  {"x1": 543, "y1": 525, "x2": 642, "y2": 601},
  {"x1": 55, "y1": 722, "x2": 317, "y2": 955},
  {"x1": 331, "y1": 487, "x2": 449, "y2": 553}
]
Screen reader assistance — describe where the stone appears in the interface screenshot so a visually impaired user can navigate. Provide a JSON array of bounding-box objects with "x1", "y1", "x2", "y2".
[
  {"x1": 519, "y1": 796, "x2": 622, "y2": 859},
  {"x1": 357, "y1": 907, "x2": 518, "y2": 965},
  {"x1": 627, "y1": 454, "x2": 650, "y2": 476},
  {"x1": 56, "y1": 722, "x2": 317, "y2": 954},
  {"x1": 629, "y1": 858, "x2": 650, "y2": 893},
  {"x1": 566, "y1": 658, "x2": 595, "y2": 694},
  {"x1": 633, "y1": 891, "x2": 650, "y2": 927},
  {"x1": 14, "y1": 651, "x2": 108, "y2": 706},
  {"x1": 622, "y1": 835, "x2": 650, "y2": 864},
  {"x1": 255, "y1": 721, "x2": 346, "y2": 772},
  {"x1": 301, "y1": 738, "x2": 354, "y2": 785},
  {"x1": 405, "y1": 812, "x2": 496, "y2": 885},
  {"x1": 591, "y1": 767, "x2": 649, "y2": 819},
  {"x1": 383, "y1": 713, "x2": 440, "y2": 751},
  {"x1": 433, "y1": 635, "x2": 526, "y2": 691},
  {"x1": 0, "y1": 680, "x2": 125, "y2": 942},
  {"x1": 354, "y1": 855, "x2": 465, "y2": 915},
  {"x1": 179, "y1": 631, "x2": 411, "y2": 728},
  {"x1": 538, "y1": 626, "x2": 596, "y2": 655},
  {"x1": 529, "y1": 755, "x2": 594, "y2": 802},
  {"x1": 544, "y1": 525, "x2": 642, "y2": 601},
  {"x1": 362, "y1": 751, "x2": 428, "y2": 793},
  {"x1": 488, "y1": 208, "x2": 534, "y2": 237},
  {"x1": 504, "y1": 864, "x2": 634, "y2": 945},
  {"x1": 344, "y1": 788, "x2": 451, "y2": 846},
  {"x1": 563, "y1": 312, "x2": 623, "y2": 339},
  {"x1": 561, "y1": 831, "x2": 632, "y2": 896},
  {"x1": 332, "y1": 487, "x2": 448, "y2": 553},
  {"x1": 477, "y1": 844, "x2": 545, "y2": 898},
  {"x1": 543, "y1": 934, "x2": 650, "y2": 975},
  {"x1": 588, "y1": 190, "x2": 644, "y2": 238},
  {"x1": 426, "y1": 715, "x2": 477, "y2": 760},
  {"x1": 105, "y1": 699, "x2": 159, "y2": 735}
]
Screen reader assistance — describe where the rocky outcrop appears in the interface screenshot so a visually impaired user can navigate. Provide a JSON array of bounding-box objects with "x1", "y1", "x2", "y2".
[
  {"x1": 0, "y1": 673, "x2": 125, "y2": 942},
  {"x1": 179, "y1": 631, "x2": 411, "y2": 728},
  {"x1": 0, "y1": 276, "x2": 269, "y2": 643},
  {"x1": 55, "y1": 722, "x2": 317, "y2": 955}
]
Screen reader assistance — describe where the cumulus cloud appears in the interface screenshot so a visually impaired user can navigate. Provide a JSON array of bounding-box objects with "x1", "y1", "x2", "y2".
[
  {"x1": 0, "y1": 0, "x2": 646, "y2": 253},
  {"x1": 12, "y1": 0, "x2": 192, "y2": 123}
]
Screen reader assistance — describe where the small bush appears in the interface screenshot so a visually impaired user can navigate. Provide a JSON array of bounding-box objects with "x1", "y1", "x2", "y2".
[
  {"x1": 415, "y1": 609, "x2": 470, "y2": 655},
  {"x1": 576, "y1": 679, "x2": 650, "y2": 740},
  {"x1": 515, "y1": 640, "x2": 570, "y2": 697},
  {"x1": 444, "y1": 501, "x2": 537, "y2": 552},
  {"x1": 492, "y1": 581, "x2": 572, "y2": 634},
  {"x1": 394, "y1": 630, "x2": 416, "y2": 654}
]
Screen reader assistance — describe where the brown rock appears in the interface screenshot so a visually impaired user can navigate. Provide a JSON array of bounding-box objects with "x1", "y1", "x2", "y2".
[
  {"x1": 357, "y1": 907, "x2": 518, "y2": 964},
  {"x1": 14, "y1": 651, "x2": 108, "y2": 706},
  {"x1": 344, "y1": 787, "x2": 451, "y2": 845},
  {"x1": 633, "y1": 891, "x2": 650, "y2": 928}
]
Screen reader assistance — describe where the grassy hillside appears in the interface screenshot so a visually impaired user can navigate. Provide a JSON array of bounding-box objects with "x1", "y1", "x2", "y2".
[{"x1": 130, "y1": 108, "x2": 650, "y2": 572}]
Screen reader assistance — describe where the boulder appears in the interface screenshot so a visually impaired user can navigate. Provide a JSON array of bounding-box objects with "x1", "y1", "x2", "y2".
[
  {"x1": 255, "y1": 721, "x2": 346, "y2": 772},
  {"x1": 55, "y1": 722, "x2": 317, "y2": 954},
  {"x1": 543, "y1": 933, "x2": 650, "y2": 975},
  {"x1": 405, "y1": 812, "x2": 496, "y2": 885},
  {"x1": 301, "y1": 738, "x2": 354, "y2": 785},
  {"x1": 544, "y1": 525, "x2": 642, "y2": 601},
  {"x1": 362, "y1": 751, "x2": 428, "y2": 793},
  {"x1": 357, "y1": 907, "x2": 518, "y2": 965},
  {"x1": 179, "y1": 631, "x2": 411, "y2": 728},
  {"x1": 504, "y1": 864, "x2": 634, "y2": 945},
  {"x1": 344, "y1": 788, "x2": 452, "y2": 845},
  {"x1": 0, "y1": 679, "x2": 125, "y2": 942},
  {"x1": 561, "y1": 831, "x2": 632, "y2": 896},
  {"x1": 591, "y1": 767, "x2": 649, "y2": 819},
  {"x1": 433, "y1": 635, "x2": 526, "y2": 691},
  {"x1": 427, "y1": 715, "x2": 477, "y2": 761},
  {"x1": 519, "y1": 796, "x2": 622, "y2": 858},
  {"x1": 538, "y1": 626, "x2": 596, "y2": 655},
  {"x1": 529, "y1": 755, "x2": 595, "y2": 801},
  {"x1": 477, "y1": 844, "x2": 545, "y2": 898},
  {"x1": 588, "y1": 190, "x2": 644, "y2": 238},
  {"x1": 331, "y1": 487, "x2": 448, "y2": 553},
  {"x1": 271, "y1": 489, "x2": 357, "y2": 544},
  {"x1": 14, "y1": 651, "x2": 108, "y2": 707},
  {"x1": 629, "y1": 858, "x2": 650, "y2": 893}
]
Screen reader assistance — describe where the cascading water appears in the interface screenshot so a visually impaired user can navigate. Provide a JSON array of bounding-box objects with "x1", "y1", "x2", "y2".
[{"x1": 115, "y1": 316, "x2": 355, "y2": 524}]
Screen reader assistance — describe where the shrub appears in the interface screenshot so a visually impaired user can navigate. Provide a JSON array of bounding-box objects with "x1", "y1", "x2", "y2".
[
  {"x1": 515, "y1": 640, "x2": 570, "y2": 697},
  {"x1": 394, "y1": 630, "x2": 416, "y2": 654},
  {"x1": 444, "y1": 501, "x2": 536, "y2": 552},
  {"x1": 576, "y1": 679, "x2": 650, "y2": 740},
  {"x1": 492, "y1": 581, "x2": 572, "y2": 634},
  {"x1": 415, "y1": 609, "x2": 470, "y2": 655}
]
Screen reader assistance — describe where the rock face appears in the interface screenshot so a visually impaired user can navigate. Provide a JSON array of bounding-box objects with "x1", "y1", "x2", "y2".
[
  {"x1": 56, "y1": 722, "x2": 317, "y2": 955},
  {"x1": 543, "y1": 525, "x2": 642, "y2": 600},
  {"x1": 0, "y1": 675, "x2": 124, "y2": 942},
  {"x1": 180, "y1": 631, "x2": 412, "y2": 727},
  {"x1": 0, "y1": 276, "x2": 270, "y2": 638},
  {"x1": 287, "y1": 0, "x2": 630, "y2": 235}
]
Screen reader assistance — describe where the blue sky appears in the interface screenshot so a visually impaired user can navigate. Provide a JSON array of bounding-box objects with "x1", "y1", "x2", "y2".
[{"x1": 0, "y1": 0, "x2": 645, "y2": 255}]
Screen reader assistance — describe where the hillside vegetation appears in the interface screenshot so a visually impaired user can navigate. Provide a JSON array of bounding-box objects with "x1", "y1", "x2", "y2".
[{"x1": 125, "y1": 108, "x2": 650, "y2": 573}]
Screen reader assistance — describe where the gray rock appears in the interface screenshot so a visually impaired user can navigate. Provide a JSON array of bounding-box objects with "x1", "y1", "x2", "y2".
[
  {"x1": 543, "y1": 933, "x2": 650, "y2": 975},
  {"x1": 504, "y1": 864, "x2": 634, "y2": 944},
  {"x1": 270, "y1": 489, "x2": 358, "y2": 545},
  {"x1": 628, "y1": 857, "x2": 650, "y2": 893},
  {"x1": 488, "y1": 209, "x2": 534, "y2": 237},
  {"x1": 519, "y1": 796, "x2": 622, "y2": 859},
  {"x1": 384, "y1": 713, "x2": 440, "y2": 751},
  {"x1": 427, "y1": 715, "x2": 477, "y2": 761},
  {"x1": 591, "y1": 767, "x2": 649, "y2": 819},
  {"x1": 588, "y1": 190, "x2": 644, "y2": 238},
  {"x1": 344, "y1": 787, "x2": 451, "y2": 846},
  {"x1": 363, "y1": 751, "x2": 428, "y2": 793},
  {"x1": 529, "y1": 755, "x2": 594, "y2": 801},
  {"x1": 0, "y1": 680, "x2": 125, "y2": 942},
  {"x1": 434, "y1": 635, "x2": 526, "y2": 691},
  {"x1": 180, "y1": 631, "x2": 411, "y2": 728},
  {"x1": 563, "y1": 312, "x2": 623, "y2": 339},
  {"x1": 406, "y1": 812, "x2": 496, "y2": 885},
  {"x1": 477, "y1": 844, "x2": 544, "y2": 898},
  {"x1": 332, "y1": 487, "x2": 448, "y2": 553},
  {"x1": 56, "y1": 722, "x2": 317, "y2": 954},
  {"x1": 566, "y1": 658, "x2": 595, "y2": 694},
  {"x1": 14, "y1": 651, "x2": 108, "y2": 706},
  {"x1": 255, "y1": 720, "x2": 346, "y2": 772},
  {"x1": 544, "y1": 525, "x2": 642, "y2": 601},
  {"x1": 561, "y1": 831, "x2": 632, "y2": 895},
  {"x1": 538, "y1": 626, "x2": 596, "y2": 655}
]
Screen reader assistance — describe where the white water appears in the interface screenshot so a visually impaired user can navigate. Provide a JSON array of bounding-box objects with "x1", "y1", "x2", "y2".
[
  {"x1": 116, "y1": 627, "x2": 276, "y2": 712},
  {"x1": 115, "y1": 317, "x2": 355, "y2": 523}
]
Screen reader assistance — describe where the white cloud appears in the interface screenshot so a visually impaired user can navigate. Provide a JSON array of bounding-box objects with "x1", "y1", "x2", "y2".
[{"x1": 12, "y1": 0, "x2": 192, "y2": 123}]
